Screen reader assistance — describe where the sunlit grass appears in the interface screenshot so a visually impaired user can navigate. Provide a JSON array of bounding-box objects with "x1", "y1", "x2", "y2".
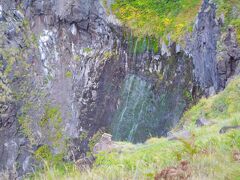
[
  {"x1": 112, "y1": 0, "x2": 201, "y2": 42},
  {"x1": 112, "y1": 0, "x2": 240, "y2": 44}
]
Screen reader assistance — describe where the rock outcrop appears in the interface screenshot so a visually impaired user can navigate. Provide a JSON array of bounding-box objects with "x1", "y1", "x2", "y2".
[
  {"x1": 189, "y1": 0, "x2": 240, "y2": 95},
  {"x1": 93, "y1": 133, "x2": 117, "y2": 154},
  {"x1": 219, "y1": 125, "x2": 240, "y2": 134},
  {"x1": 0, "y1": 0, "x2": 126, "y2": 176}
]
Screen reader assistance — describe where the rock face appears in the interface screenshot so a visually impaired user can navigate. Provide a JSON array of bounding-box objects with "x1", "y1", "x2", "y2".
[
  {"x1": 190, "y1": 0, "x2": 220, "y2": 95},
  {"x1": 217, "y1": 27, "x2": 240, "y2": 88},
  {"x1": 0, "y1": 0, "x2": 126, "y2": 176},
  {"x1": 189, "y1": 0, "x2": 240, "y2": 95},
  {"x1": 111, "y1": 43, "x2": 194, "y2": 143},
  {"x1": 0, "y1": 0, "x2": 239, "y2": 177}
]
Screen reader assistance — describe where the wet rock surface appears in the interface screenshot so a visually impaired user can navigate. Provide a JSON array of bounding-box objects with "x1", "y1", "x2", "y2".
[{"x1": 111, "y1": 42, "x2": 195, "y2": 143}]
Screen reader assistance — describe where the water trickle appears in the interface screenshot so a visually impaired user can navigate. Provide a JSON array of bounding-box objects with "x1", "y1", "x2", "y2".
[
  {"x1": 133, "y1": 38, "x2": 139, "y2": 62},
  {"x1": 111, "y1": 74, "x2": 187, "y2": 143},
  {"x1": 115, "y1": 75, "x2": 134, "y2": 139}
]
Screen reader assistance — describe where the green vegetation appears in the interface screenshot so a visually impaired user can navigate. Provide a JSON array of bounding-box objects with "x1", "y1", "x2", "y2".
[
  {"x1": 182, "y1": 76, "x2": 240, "y2": 124},
  {"x1": 73, "y1": 55, "x2": 81, "y2": 62},
  {"x1": 214, "y1": 0, "x2": 240, "y2": 43},
  {"x1": 35, "y1": 145, "x2": 53, "y2": 161},
  {"x1": 13, "y1": 1, "x2": 240, "y2": 179},
  {"x1": 183, "y1": 89, "x2": 193, "y2": 102},
  {"x1": 39, "y1": 105, "x2": 64, "y2": 148},
  {"x1": 18, "y1": 112, "x2": 36, "y2": 144},
  {"x1": 103, "y1": 51, "x2": 113, "y2": 60},
  {"x1": 231, "y1": 19, "x2": 240, "y2": 43},
  {"x1": 88, "y1": 129, "x2": 105, "y2": 153},
  {"x1": 34, "y1": 145, "x2": 65, "y2": 166},
  {"x1": 126, "y1": 35, "x2": 160, "y2": 54},
  {"x1": 112, "y1": 0, "x2": 240, "y2": 44},
  {"x1": 65, "y1": 71, "x2": 73, "y2": 78},
  {"x1": 31, "y1": 145, "x2": 75, "y2": 180},
  {"x1": 27, "y1": 76, "x2": 240, "y2": 180},
  {"x1": 112, "y1": 0, "x2": 202, "y2": 42},
  {"x1": 83, "y1": 47, "x2": 93, "y2": 53}
]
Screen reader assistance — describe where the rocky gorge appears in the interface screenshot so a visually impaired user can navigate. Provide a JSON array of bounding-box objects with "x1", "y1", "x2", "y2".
[{"x1": 0, "y1": 0, "x2": 240, "y2": 178}]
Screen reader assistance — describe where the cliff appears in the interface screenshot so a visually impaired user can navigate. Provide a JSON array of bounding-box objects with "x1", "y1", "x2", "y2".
[{"x1": 0, "y1": 0, "x2": 239, "y2": 178}]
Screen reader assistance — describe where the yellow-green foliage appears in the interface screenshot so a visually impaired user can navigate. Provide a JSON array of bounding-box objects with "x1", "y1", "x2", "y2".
[
  {"x1": 73, "y1": 55, "x2": 81, "y2": 62},
  {"x1": 231, "y1": 19, "x2": 240, "y2": 43},
  {"x1": 101, "y1": 0, "x2": 111, "y2": 15},
  {"x1": 103, "y1": 51, "x2": 112, "y2": 60},
  {"x1": 33, "y1": 145, "x2": 73, "y2": 179},
  {"x1": 35, "y1": 145, "x2": 52, "y2": 161},
  {"x1": 39, "y1": 105, "x2": 64, "y2": 148},
  {"x1": 34, "y1": 144, "x2": 64, "y2": 165},
  {"x1": 28, "y1": 76, "x2": 240, "y2": 180},
  {"x1": 83, "y1": 47, "x2": 92, "y2": 53},
  {"x1": 112, "y1": 0, "x2": 202, "y2": 42},
  {"x1": 65, "y1": 71, "x2": 73, "y2": 78},
  {"x1": 113, "y1": 0, "x2": 240, "y2": 44},
  {"x1": 18, "y1": 114, "x2": 36, "y2": 144},
  {"x1": 88, "y1": 130, "x2": 104, "y2": 153}
]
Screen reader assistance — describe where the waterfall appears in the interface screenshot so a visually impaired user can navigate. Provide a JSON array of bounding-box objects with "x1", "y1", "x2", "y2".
[
  {"x1": 111, "y1": 73, "x2": 187, "y2": 143},
  {"x1": 115, "y1": 75, "x2": 134, "y2": 139}
]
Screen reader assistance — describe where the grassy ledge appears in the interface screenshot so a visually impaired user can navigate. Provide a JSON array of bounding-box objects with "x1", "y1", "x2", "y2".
[
  {"x1": 27, "y1": 76, "x2": 240, "y2": 180},
  {"x1": 112, "y1": 0, "x2": 202, "y2": 42},
  {"x1": 111, "y1": 0, "x2": 240, "y2": 43}
]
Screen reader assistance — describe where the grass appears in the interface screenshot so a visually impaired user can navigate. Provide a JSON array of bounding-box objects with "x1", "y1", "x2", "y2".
[
  {"x1": 26, "y1": 76, "x2": 240, "y2": 180},
  {"x1": 112, "y1": 0, "x2": 202, "y2": 42},
  {"x1": 112, "y1": 0, "x2": 240, "y2": 44},
  {"x1": 181, "y1": 76, "x2": 240, "y2": 124}
]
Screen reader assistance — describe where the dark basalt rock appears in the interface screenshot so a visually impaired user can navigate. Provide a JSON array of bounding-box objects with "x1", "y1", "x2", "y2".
[
  {"x1": 189, "y1": 0, "x2": 240, "y2": 95},
  {"x1": 190, "y1": 0, "x2": 220, "y2": 95},
  {"x1": 75, "y1": 155, "x2": 95, "y2": 171},
  {"x1": 219, "y1": 126, "x2": 240, "y2": 134},
  {"x1": 196, "y1": 118, "x2": 213, "y2": 127},
  {"x1": 167, "y1": 130, "x2": 192, "y2": 141},
  {"x1": 217, "y1": 26, "x2": 240, "y2": 88}
]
